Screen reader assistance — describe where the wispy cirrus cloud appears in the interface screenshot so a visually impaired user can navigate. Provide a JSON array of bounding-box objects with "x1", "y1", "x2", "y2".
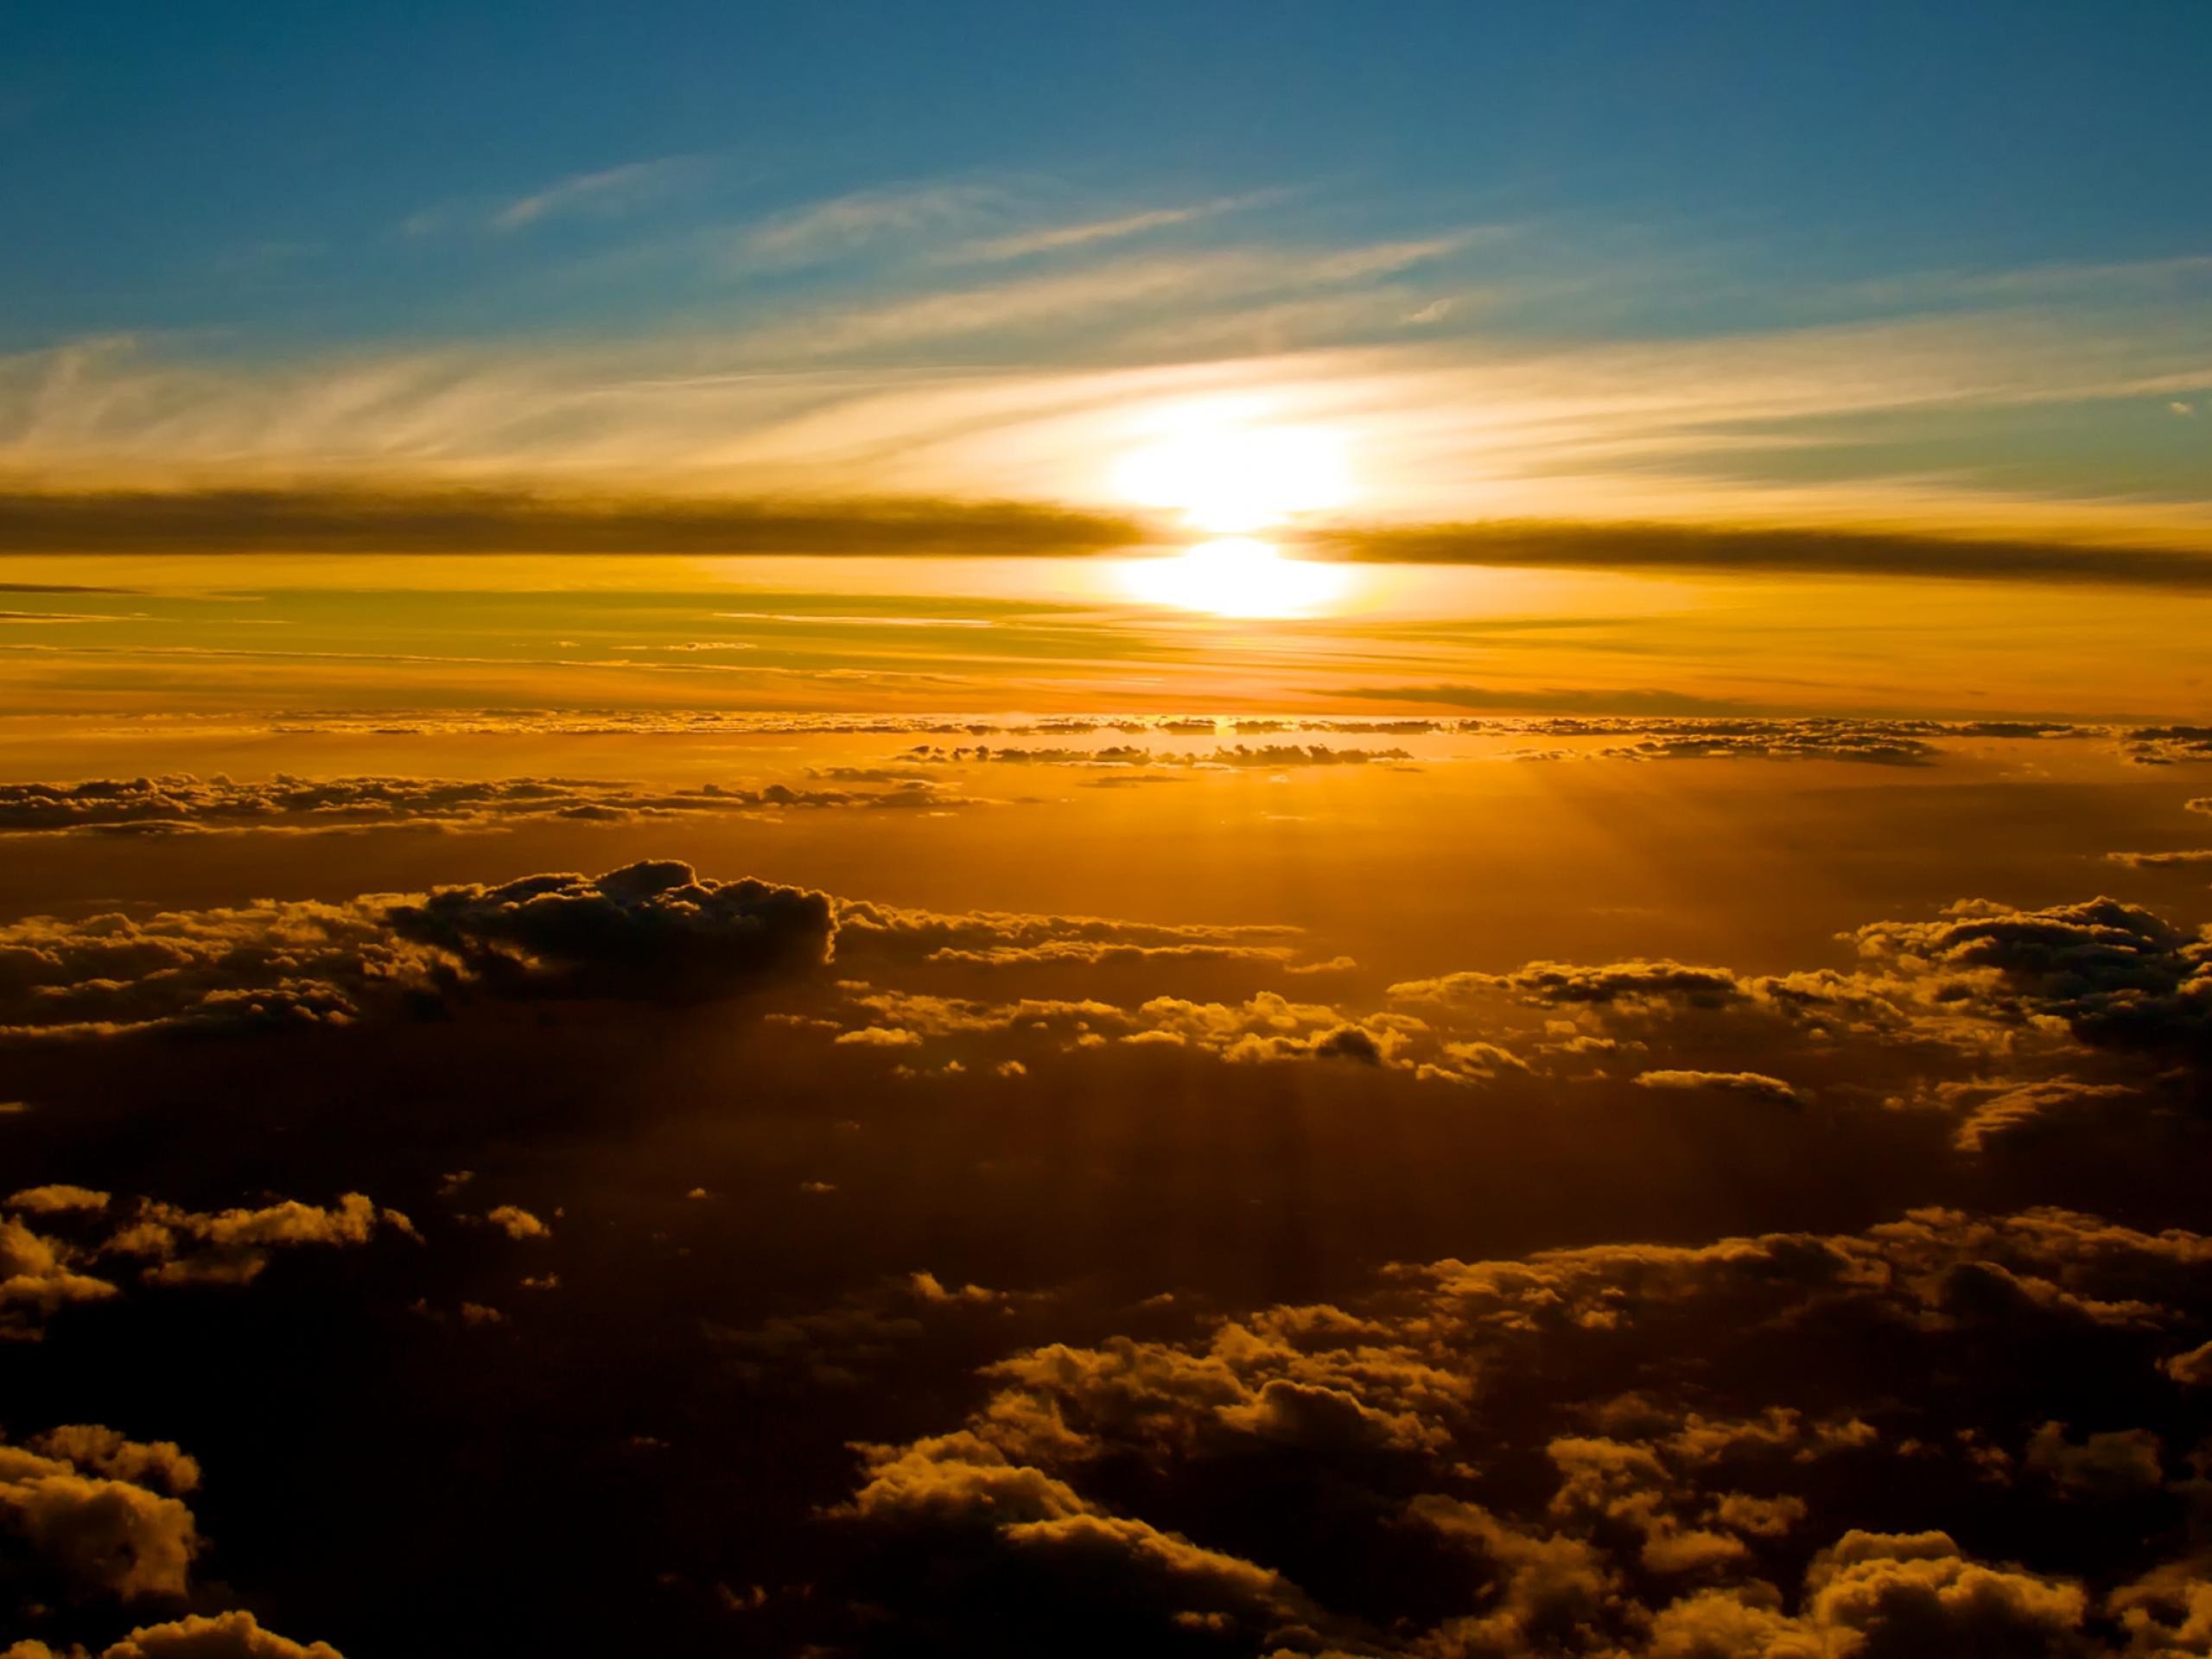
[
  {"x1": 727, "y1": 233, "x2": 1476, "y2": 356},
  {"x1": 490, "y1": 156, "x2": 708, "y2": 232},
  {"x1": 946, "y1": 193, "x2": 1277, "y2": 264},
  {"x1": 5, "y1": 217, "x2": 2211, "y2": 553},
  {"x1": 400, "y1": 156, "x2": 711, "y2": 238},
  {"x1": 730, "y1": 182, "x2": 1002, "y2": 268}
]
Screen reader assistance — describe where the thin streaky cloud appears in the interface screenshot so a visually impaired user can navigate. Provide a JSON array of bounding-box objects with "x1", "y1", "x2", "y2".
[
  {"x1": 9, "y1": 484, "x2": 2212, "y2": 590},
  {"x1": 950, "y1": 194, "x2": 1278, "y2": 264},
  {"x1": 733, "y1": 182, "x2": 1001, "y2": 267},
  {"x1": 489, "y1": 156, "x2": 705, "y2": 232},
  {"x1": 731, "y1": 235, "x2": 1477, "y2": 357}
]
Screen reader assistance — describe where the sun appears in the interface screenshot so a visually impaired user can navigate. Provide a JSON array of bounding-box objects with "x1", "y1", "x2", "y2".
[
  {"x1": 1112, "y1": 416, "x2": 1352, "y2": 534},
  {"x1": 1112, "y1": 410, "x2": 1354, "y2": 615}
]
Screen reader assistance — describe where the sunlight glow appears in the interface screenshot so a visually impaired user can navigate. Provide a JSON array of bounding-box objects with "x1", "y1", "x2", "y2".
[
  {"x1": 1112, "y1": 414, "x2": 1352, "y2": 534},
  {"x1": 1123, "y1": 537, "x2": 1351, "y2": 618}
]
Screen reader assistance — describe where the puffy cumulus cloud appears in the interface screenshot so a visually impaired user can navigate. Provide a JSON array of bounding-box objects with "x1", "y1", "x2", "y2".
[
  {"x1": 1395, "y1": 895, "x2": 2212, "y2": 1061},
  {"x1": 1637, "y1": 1535, "x2": 2095, "y2": 1659},
  {"x1": 1639, "y1": 1406, "x2": 1876, "y2": 1470},
  {"x1": 804, "y1": 1211, "x2": 2212, "y2": 1659},
  {"x1": 480, "y1": 1205, "x2": 550, "y2": 1242},
  {"x1": 22, "y1": 1611, "x2": 343, "y2": 1657},
  {"x1": 973, "y1": 1308, "x2": 1469, "y2": 1469},
  {"x1": 2163, "y1": 1342, "x2": 2212, "y2": 1388},
  {"x1": 383, "y1": 862, "x2": 836, "y2": 1001},
  {"x1": 1847, "y1": 898, "x2": 2212, "y2": 1054},
  {"x1": 839, "y1": 1432, "x2": 1319, "y2": 1641},
  {"x1": 1393, "y1": 959, "x2": 1752, "y2": 1012},
  {"x1": 817, "y1": 1198, "x2": 2212, "y2": 1652},
  {"x1": 0, "y1": 861, "x2": 836, "y2": 1040},
  {"x1": 106, "y1": 1192, "x2": 405, "y2": 1287},
  {"x1": 1632, "y1": 1070, "x2": 1807, "y2": 1107},
  {"x1": 0, "y1": 772, "x2": 977, "y2": 838},
  {"x1": 0, "y1": 1214, "x2": 118, "y2": 1338},
  {"x1": 0, "y1": 898, "x2": 423, "y2": 1041},
  {"x1": 1382, "y1": 892, "x2": 2212, "y2": 1153},
  {"x1": 1945, "y1": 1078, "x2": 2148, "y2": 1152},
  {"x1": 2107, "y1": 1558, "x2": 2212, "y2": 1655},
  {"x1": 2122, "y1": 728, "x2": 2212, "y2": 767},
  {"x1": 1, "y1": 1186, "x2": 406, "y2": 1330},
  {"x1": 6, "y1": 1186, "x2": 110, "y2": 1215},
  {"x1": 1798, "y1": 1530, "x2": 2090, "y2": 1657},
  {"x1": 5, "y1": 861, "x2": 1392, "y2": 1045},
  {"x1": 1411, "y1": 1495, "x2": 1629, "y2": 1656},
  {"x1": 1671, "y1": 1208, "x2": 2172, "y2": 1369},
  {"x1": 0, "y1": 1427, "x2": 200, "y2": 1601},
  {"x1": 1542, "y1": 1435, "x2": 1752, "y2": 1575},
  {"x1": 842, "y1": 1430, "x2": 1090, "y2": 1526},
  {"x1": 1640, "y1": 1585, "x2": 1818, "y2": 1659},
  {"x1": 830, "y1": 899, "x2": 1308, "y2": 973},
  {"x1": 2023, "y1": 1423, "x2": 2164, "y2": 1499},
  {"x1": 831, "y1": 983, "x2": 1524, "y2": 1085},
  {"x1": 23, "y1": 1429, "x2": 198, "y2": 1498}
]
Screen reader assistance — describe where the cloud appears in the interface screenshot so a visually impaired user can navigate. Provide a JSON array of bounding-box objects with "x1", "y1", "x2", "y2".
[
  {"x1": 0, "y1": 1426, "x2": 340, "y2": 1651},
  {"x1": 11, "y1": 269, "x2": 2212, "y2": 546},
  {"x1": 0, "y1": 1427, "x2": 200, "y2": 1600},
  {"x1": 0, "y1": 487, "x2": 1141, "y2": 556},
  {"x1": 837, "y1": 1431, "x2": 1319, "y2": 1640},
  {"x1": 732, "y1": 183, "x2": 996, "y2": 267},
  {"x1": 92, "y1": 1611, "x2": 343, "y2": 1659},
  {"x1": 1847, "y1": 896, "x2": 2212, "y2": 1054},
  {"x1": 2123, "y1": 728, "x2": 2212, "y2": 766},
  {"x1": 1342, "y1": 683, "x2": 1762, "y2": 717},
  {"x1": 830, "y1": 899, "x2": 1303, "y2": 974},
  {"x1": 7, "y1": 1185, "x2": 110, "y2": 1214},
  {"x1": 487, "y1": 157, "x2": 703, "y2": 232},
  {"x1": 117, "y1": 1193, "x2": 404, "y2": 1287},
  {"x1": 1948, "y1": 1078, "x2": 2145, "y2": 1152},
  {"x1": 0, "y1": 1215, "x2": 118, "y2": 1338},
  {"x1": 481, "y1": 1205, "x2": 550, "y2": 1242},
  {"x1": 820, "y1": 1194, "x2": 2212, "y2": 1652},
  {"x1": 2107, "y1": 849, "x2": 2212, "y2": 868},
  {"x1": 0, "y1": 772, "x2": 980, "y2": 837},
  {"x1": 2021, "y1": 1421, "x2": 2164, "y2": 1499},
  {"x1": 1390, "y1": 893, "x2": 2212, "y2": 1091},
  {"x1": 912, "y1": 741, "x2": 1414, "y2": 770},
  {"x1": 0, "y1": 862, "x2": 1368, "y2": 1046},
  {"x1": 1632, "y1": 1069, "x2": 1808, "y2": 1107},
  {"x1": 1798, "y1": 1532, "x2": 2090, "y2": 1659},
  {"x1": 2162, "y1": 1341, "x2": 2212, "y2": 1388},
  {"x1": 0, "y1": 861, "x2": 845, "y2": 1042},
  {"x1": 950, "y1": 195, "x2": 1267, "y2": 264},
  {"x1": 1393, "y1": 959, "x2": 1751, "y2": 1010},
  {"x1": 24, "y1": 1429, "x2": 198, "y2": 1498},
  {"x1": 728, "y1": 235, "x2": 1472, "y2": 357},
  {"x1": 1321, "y1": 519, "x2": 2212, "y2": 590}
]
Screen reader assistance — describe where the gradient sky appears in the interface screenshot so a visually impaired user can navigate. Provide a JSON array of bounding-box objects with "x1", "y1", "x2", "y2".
[{"x1": 5, "y1": 1, "x2": 2210, "y2": 548}]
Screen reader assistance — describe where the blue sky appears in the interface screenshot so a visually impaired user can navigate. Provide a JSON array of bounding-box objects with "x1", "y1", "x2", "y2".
[{"x1": 9, "y1": 1, "x2": 2208, "y2": 344}]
